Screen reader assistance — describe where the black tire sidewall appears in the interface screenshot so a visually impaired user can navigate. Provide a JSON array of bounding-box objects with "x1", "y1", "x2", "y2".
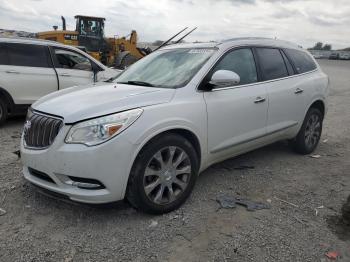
[
  {"x1": 0, "y1": 99, "x2": 8, "y2": 125},
  {"x1": 295, "y1": 108, "x2": 323, "y2": 154},
  {"x1": 127, "y1": 134, "x2": 199, "y2": 214}
]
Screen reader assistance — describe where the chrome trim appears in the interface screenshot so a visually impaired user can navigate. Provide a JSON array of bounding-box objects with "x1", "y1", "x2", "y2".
[
  {"x1": 23, "y1": 112, "x2": 63, "y2": 150},
  {"x1": 196, "y1": 44, "x2": 318, "y2": 92}
]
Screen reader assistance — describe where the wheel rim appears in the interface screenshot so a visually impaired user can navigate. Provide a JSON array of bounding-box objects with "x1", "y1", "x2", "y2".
[
  {"x1": 143, "y1": 146, "x2": 192, "y2": 205},
  {"x1": 304, "y1": 113, "x2": 321, "y2": 149}
]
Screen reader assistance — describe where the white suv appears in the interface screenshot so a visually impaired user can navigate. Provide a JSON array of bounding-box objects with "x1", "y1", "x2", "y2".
[
  {"x1": 21, "y1": 38, "x2": 329, "y2": 214},
  {"x1": 0, "y1": 37, "x2": 117, "y2": 125}
]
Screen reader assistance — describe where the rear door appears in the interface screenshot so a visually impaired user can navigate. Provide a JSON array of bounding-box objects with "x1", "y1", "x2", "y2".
[
  {"x1": 255, "y1": 47, "x2": 305, "y2": 135},
  {"x1": 203, "y1": 48, "x2": 268, "y2": 157},
  {"x1": 0, "y1": 43, "x2": 58, "y2": 105},
  {"x1": 51, "y1": 47, "x2": 99, "y2": 89}
]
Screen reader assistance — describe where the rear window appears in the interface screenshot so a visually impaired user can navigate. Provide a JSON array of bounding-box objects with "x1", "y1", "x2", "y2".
[
  {"x1": 0, "y1": 44, "x2": 9, "y2": 65},
  {"x1": 5, "y1": 43, "x2": 52, "y2": 68},
  {"x1": 284, "y1": 49, "x2": 317, "y2": 74},
  {"x1": 256, "y1": 48, "x2": 288, "y2": 81}
]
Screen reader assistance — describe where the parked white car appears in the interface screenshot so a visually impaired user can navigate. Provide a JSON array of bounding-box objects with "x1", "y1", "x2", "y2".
[
  {"x1": 0, "y1": 37, "x2": 118, "y2": 124},
  {"x1": 21, "y1": 38, "x2": 329, "y2": 214}
]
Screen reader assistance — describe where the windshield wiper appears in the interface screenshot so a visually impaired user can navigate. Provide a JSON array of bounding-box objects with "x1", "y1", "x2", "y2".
[{"x1": 117, "y1": 81, "x2": 155, "y2": 87}]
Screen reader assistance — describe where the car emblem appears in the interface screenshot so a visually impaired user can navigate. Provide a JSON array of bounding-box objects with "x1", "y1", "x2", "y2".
[{"x1": 23, "y1": 120, "x2": 32, "y2": 135}]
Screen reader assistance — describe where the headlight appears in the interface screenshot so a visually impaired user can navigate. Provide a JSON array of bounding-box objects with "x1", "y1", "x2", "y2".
[{"x1": 65, "y1": 108, "x2": 143, "y2": 146}]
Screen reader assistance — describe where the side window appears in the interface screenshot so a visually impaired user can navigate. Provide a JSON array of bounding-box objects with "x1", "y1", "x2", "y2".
[
  {"x1": 284, "y1": 49, "x2": 317, "y2": 74},
  {"x1": 256, "y1": 48, "x2": 288, "y2": 81},
  {"x1": 0, "y1": 44, "x2": 9, "y2": 65},
  {"x1": 6, "y1": 43, "x2": 52, "y2": 68},
  {"x1": 212, "y1": 48, "x2": 258, "y2": 86},
  {"x1": 53, "y1": 48, "x2": 92, "y2": 71},
  {"x1": 281, "y1": 50, "x2": 294, "y2": 75}
]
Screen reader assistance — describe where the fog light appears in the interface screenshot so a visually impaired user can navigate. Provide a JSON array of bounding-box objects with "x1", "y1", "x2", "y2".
[{"x1": 65, "y1": 176, "x2": 105, "y2": 190}]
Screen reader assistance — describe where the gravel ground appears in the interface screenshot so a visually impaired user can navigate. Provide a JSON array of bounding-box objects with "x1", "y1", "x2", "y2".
[{"x1": 0, "y1": 60, "x2": 349, "y2": 262}]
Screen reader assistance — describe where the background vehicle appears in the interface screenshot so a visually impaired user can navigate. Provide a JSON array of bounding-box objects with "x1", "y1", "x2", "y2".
[
  {"x1": 329, "y1": 52, "x2": 340, "y2": 60},
  {"x1": 37, "y1": 15, "x2": 152, "y2": 68},
  {"x1": 21, "y1": 38, "x2": 329, "y2": 214},
  {"x1": 339, "y1": 53, "x2": 350, "y2": 60},
  {"x1": 37, "y1": 16, "x2": 196, "y2": 69},
  {"x1": 0, "y1": 37, "x2": 117, "y2": 125}
]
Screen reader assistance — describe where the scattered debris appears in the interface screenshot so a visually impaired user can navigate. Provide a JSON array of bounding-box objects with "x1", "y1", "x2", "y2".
[
  {"x1": 323, "y1": 139, "x2": 329, "y2": 143},
  {"x1": 292, "y1": 216, "x2": 308, "y2": 226},
  {"x1": 216, "y1": 195, "x2": 270, "y2": 211},
  {"x1": 12, "y1": 150, "x2": 21, "y2": 158},
  {"x1": 266, "y1": 198, "x2": 272, "y2": 204},
  {"x1": 315, "y1": 205, "x2": 325, "y2": 216},
  {"x1": 325, "y1": 251, "x2": 340, "y2": 260},
  {"x1": 309, "y1": 154, "x2": 321, "y2": 159},
  {"x1": 233, "y1": 165, "x2": 255, "y2": 170},
  {"x1": 274, "y1": 196, "x2": 299, "y2": 208},
  {"x1": 0, "y1": 208, "x2": 6, "y2": 216},
  {"x1": 149, "y1": 220, "x2": 158, "y2": 228}
]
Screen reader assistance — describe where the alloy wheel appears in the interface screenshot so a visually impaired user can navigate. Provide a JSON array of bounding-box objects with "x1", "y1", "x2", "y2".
[
  {"x1": 304, "y1": 113, "x2": 321, "y2": 149},
  {"x1": 143, "y1": 146, "x2": 192, "y2": 205}
]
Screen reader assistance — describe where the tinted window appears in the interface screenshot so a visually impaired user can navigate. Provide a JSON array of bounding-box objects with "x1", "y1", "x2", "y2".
[
  {"x1": 53, "y1": 48, "x2": 92, "y2": 71},
  {"x1": 256, "y1": 48, "x2": 288, "y2": 81},
  {"x1": 213, "y1": 48, "x2": 257, "y2": 85},
  {"x1": 284, "y1": 49, "x2": 317, "y2": 74},
  {"x1": 281, "y1": 50, "x2": 294, "y2": 75},
  {"x1": 0, "y1": 44, "x2": 9, "y2": 65},
  {"x1": 6, "y1": 43, "x2": 52, "y2": 67}
]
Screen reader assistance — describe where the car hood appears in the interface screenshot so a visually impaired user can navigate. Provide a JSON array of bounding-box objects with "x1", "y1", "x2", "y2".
[{"x1": 32, "y1": 83, "x2": 175, "y2": 123}]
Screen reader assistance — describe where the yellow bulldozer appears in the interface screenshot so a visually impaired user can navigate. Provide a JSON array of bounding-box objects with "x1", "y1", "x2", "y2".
[{"x1": 37, "y1": 15, "x2": 152, "y2": 69}]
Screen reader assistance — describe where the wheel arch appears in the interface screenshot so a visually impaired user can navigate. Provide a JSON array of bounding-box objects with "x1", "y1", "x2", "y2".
[
  {"x1": 134, "y1": 128, "x2": 202, "y2": 167},
  {"x1": 308, "y1": 99, "x2": 326, "y2": 118},
  {"x1": 0, "y1": 87, "x2": 15, "y2": 113}
]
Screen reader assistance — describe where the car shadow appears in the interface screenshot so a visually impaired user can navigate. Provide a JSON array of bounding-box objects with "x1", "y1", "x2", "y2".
[{"x1": 25, "y1": 140, "x2": 294, "y2": 218}]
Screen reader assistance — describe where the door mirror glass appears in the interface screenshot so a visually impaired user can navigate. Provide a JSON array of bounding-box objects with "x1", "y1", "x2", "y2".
[{"x1": 209, "y1": 70, "x2": 240, "y2": 87}]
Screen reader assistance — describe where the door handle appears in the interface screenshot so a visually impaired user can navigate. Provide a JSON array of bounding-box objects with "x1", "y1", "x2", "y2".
[
  {"x1": 294, "y1": 88, "x2": 304, "y2": 94},
  {"x1": 5, "y1": 70, "x2": 20, "y2": 74},
  {"x1": 254, "y1": 97, "x2": 266, "y2": 104},
  {"x1": 59, "y1": 73, "x2": 71, "y2": 77}
]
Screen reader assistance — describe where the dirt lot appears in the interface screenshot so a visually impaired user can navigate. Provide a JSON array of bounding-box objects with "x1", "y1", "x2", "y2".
[{"x1": 0, "y1": 60, "x2": 349, "y2": 262}]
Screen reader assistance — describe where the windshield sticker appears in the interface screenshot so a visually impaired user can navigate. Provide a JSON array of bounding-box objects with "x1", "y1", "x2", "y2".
[{"x1": 188, "y1": 49, "x2": 213, "y2": 54}]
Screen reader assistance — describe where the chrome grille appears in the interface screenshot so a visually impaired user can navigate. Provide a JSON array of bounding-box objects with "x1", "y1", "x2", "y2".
[{"x1": 24, "y1": 113, "x2": 63, "y2": 149}]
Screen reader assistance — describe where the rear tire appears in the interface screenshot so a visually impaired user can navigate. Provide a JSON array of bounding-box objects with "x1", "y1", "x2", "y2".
[
  {"x1": 291, "y1": 107, "x2": 323, "y2": 154},
  {"x1": 0, "y1": 99, "x2": 8, "y2": 126},
  {"x1": 126, "y1": 133, "x2": 199, "y2": 214}
]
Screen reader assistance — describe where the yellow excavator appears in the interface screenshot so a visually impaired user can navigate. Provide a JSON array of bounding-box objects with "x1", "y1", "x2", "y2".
[
  {"x1": 37, "y1": 15, "x2": 151, "y2": 69},
  {"x1": 37, "y1": 15, "x2": 197, "y2": 69}
]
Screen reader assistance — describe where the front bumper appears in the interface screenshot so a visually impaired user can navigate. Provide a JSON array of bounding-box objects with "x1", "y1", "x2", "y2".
[{"x1": 21, "y1": 126, "x2": 137, "y2": 204}]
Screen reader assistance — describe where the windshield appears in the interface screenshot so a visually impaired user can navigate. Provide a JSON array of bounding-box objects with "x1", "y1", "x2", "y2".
[{"x1": 113, "y1": 48, "x2": 216, "y2": 88}]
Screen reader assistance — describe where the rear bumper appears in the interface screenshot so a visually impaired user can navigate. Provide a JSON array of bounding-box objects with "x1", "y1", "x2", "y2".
[{"x1": 21, "y1": 126, "x2": 137, "y2": 204}]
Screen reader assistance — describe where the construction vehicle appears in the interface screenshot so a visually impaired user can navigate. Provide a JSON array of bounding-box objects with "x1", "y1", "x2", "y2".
[
  {"x1": 37, "y1": 15, "x2": 197, "y2": 69},
  {"x1": 37, "y1": 15, "x2": 151, "y2": 68}
]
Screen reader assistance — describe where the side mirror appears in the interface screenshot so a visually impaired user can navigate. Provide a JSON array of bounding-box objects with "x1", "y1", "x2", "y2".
[{"x1": 209, "y1": 70, "x2": 240, "y2": 88}]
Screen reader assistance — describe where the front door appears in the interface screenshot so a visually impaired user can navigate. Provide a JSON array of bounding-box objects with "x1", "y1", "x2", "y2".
[
  {"x1": 203, "y1": 48, "x2": 268, "y2": 156},
  {"x1": 51, "y1": 47, "x2": 96, "y2": 89}
]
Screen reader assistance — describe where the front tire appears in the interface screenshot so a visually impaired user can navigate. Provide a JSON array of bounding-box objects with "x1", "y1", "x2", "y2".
[
  {"x1": 0, "y1": 99, "x2": 8, "y2": 126},
  {"x1": 291, "y1": 107, "x2": 323, "y2": 154},
  {"x1": 126, "y1": 133, "x2": 199, "y2": 214}
]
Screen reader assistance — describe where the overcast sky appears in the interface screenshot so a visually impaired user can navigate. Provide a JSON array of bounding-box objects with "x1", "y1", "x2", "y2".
[{"x1": 1, "y1": 0, "x2": 349, "y2": 49}]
